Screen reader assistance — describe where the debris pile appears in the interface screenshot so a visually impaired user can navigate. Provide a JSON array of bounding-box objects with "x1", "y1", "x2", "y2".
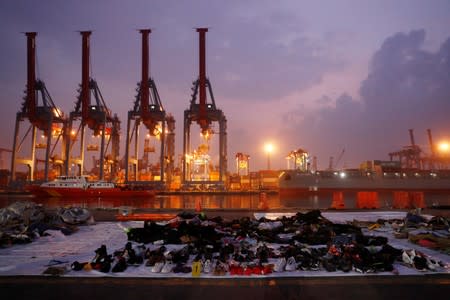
[{"x1": 0, "y1": 201, "x2": 93, "y2": 247}]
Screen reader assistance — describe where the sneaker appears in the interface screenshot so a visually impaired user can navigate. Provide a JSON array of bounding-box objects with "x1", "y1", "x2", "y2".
[
  {"x1": 273, "y1": 257, "x2": 286, "y2": 272},
  {"x1": 161, "y1": 261, "x2": 175, "y2": 273},
  {"x1": 402, "y1": 250, "x2": 415, "y2": 266},
  {"x1": 285, "y1": 257, "x2": 297, "y2": 271},
  {"x1": 203, "y1": 259, "x2": 212, "y2": 274},
  {"x1": 426, "y1": 257, "x2": 440, "y2": 271},
  {"x1": 151, "y1": 260, "x2": 165, "y2": 273}
]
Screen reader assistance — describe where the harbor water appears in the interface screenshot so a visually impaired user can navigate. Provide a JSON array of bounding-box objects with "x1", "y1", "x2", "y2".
[{"x1": 1, "y1": 191, "x2": 449, "y2": 210}]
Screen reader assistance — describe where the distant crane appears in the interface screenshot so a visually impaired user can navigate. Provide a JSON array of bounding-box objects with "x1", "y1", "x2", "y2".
[
  {"x1": 11, "y1": 32, "x2": 67, "y2": 183},
  {"x1": 389, "y1": 129, "x2": 422, "y2": 169},
  {"x1": 183, "y1": 28, "x2": 227, "y2": 186},
  {"x1": 64, "y1": 31, "x2": 120, "y2": 180},
  {"x1": 328, "y1": 148, "x2": 345, "y2": 171},
  {"x1": 235, "y1": 153, "x2": 250, "y2": 176},
  {"x1": 286, "y1": 148, "x2": 309, "y2": 171}
]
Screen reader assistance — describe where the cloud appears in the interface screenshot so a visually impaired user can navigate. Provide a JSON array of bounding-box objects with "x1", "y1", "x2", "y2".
[
  {"x1": 208, "y1": 13, "x2": 346, "y2": 101},
  {"x1": 280, "y1": 29, "x2": 450, "y2": 168}
]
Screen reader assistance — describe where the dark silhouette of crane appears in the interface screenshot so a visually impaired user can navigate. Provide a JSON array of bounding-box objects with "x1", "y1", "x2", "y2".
[
  {"x1": 328, "y1": 148, "x2": 345, "y2": 171},
  {"x1": 64, "y1": 31, "x2": 120, "y2": 180},
  {"x1": 11, "y1": 32, "x2": 67, "y2": 183},
  {"x1": 182, "y1": 28, "x2": 227, "y2": 187}
]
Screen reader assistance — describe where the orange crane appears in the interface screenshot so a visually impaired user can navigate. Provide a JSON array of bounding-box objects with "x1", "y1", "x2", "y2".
[
  {"x1": 10, "y1": 32, "x2": 67, "y2": 183},
  {"x1": 64, "y1": 31, "x2": 120, "y2": 180},
  {"x1": 124, "y1": 29, "x2": 175, "y2": 187},
  {"x1": 182, "y1": 28, "x2": 227, "y2": 187}
]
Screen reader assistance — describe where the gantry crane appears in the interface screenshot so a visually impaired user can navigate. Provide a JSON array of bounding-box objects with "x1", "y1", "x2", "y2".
[
  {"x1": 287, "y1": 148, "x2": 309, "y2": 171},
  {"x1": 389, "y1": 129, "x2": 422, "y2": 169},
  {"x1": 124, "y1": 29, "x2": 175, "y2": 187},
  {"x1": 10, "y1": 32, "x2": 67, "y2": 183},
  {"x1": 64, "y1": 31, "x2": 120, "y2": 180},
  {"x1": 235, "y1": 153, "x2": 250, "y2": 176},
  {"x1": 183, "y1": 28, "x2": 227, "y2": 187}
]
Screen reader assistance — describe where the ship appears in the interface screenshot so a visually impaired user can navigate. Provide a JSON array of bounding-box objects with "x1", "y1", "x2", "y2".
[
  {"x1": 26, "y1": 175, "x2": 156, "y2": 198},
  {"x1": 279, "y1": 168, "x2": 450, "y2": 196}
]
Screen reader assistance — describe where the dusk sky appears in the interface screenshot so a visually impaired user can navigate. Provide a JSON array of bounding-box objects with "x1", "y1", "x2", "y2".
[{"x1": 1, "y1": 0, "x2": 449, "y2": 172}]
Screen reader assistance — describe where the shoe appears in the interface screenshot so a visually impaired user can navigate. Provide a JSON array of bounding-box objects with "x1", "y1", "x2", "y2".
[
  {"x1": 243, "y1": 265, "x2": 253, "y2": 276},
  {"x1": 273, "y1": 257, "x2": 286, "y2": 272},
  {"x1": 262, "y1": 264, "x2": 273, "y2": 275},
  {"x1": 285, "y1": 257, "x2": 297, "y2": 271},
  {"x1": 402, "y1": 250, "x2": 415, "y2": 266},
  {"x1": 151, "y1": 260, "x2": 165, "y2": 273},
  {"x1": 161, "y1": 261, "x2": 175, "y2": 273},
  {"x1": 426, "y1": 257, "x2": 440, "y2": 271},
  {"x1": 213, "y1": 261, "x2": 228, "y2": 276},
  {"x1": 339, "y1": 258, "x2": 352, "y2": 273},
  {"x1": 173, "y1": 263, "x2": 185, "y2": 273},
  {"x1": 71, "y1": 261, "x2": 87, "y2": 271},
  {"x1": 252, "y1": 265, "x2": 264, "y2": 275},
  {"x1": 112, "y1": 257, "x2": 127, "y2": 273},
  {"x1": 413, "y1": 255, "x2": 428, "y2": 271},
  {"x1": 229, "y1": 264, "x2": 244, "y2": 276},
  {"x1": 322, "y1": 259, "x2": 337, "y2": 272},
  {"x1": 203, "y1": 259, "x2": 212, "y2": 274}
]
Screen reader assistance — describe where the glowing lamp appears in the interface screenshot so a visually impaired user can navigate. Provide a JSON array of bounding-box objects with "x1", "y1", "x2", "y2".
[
  {"x1": 264, "y1": 143, "x2": 274, "y2": 154},
  {"x1": 438, "y1": 141, "x2": 449, "y2": 153},
  {"x1": 264, "y1": 142, "x2": 274, "y2": 170}
]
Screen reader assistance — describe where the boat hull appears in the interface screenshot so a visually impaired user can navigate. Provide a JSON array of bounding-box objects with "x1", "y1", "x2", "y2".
[
  {"x1": 279, "y1": 171, "x2": 450, "y2": 196},
  {"x1": 27, "y1": 186, "x2": 155, "y2": 198}
]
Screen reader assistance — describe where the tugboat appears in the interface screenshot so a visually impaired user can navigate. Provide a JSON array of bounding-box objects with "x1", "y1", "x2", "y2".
[{"x1": 26, "y1": 176, "x2": 156, "y2": 198}]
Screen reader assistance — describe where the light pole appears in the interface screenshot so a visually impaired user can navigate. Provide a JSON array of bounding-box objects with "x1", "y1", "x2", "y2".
[
  {"x1": 437, "y1": 141, "x2": 450, "y2": 169},
  {"x1": 264, "y1": 143, "x2": 274, "y2": 170}
]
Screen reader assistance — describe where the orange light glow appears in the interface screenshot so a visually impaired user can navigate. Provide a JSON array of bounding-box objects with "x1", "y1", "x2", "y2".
[
  {"x1": 264, "y1": 143, "x2": 274, "y2": 154},
  {"x1": 438, "y1": 141, "x2": 450, "y2": 153}
]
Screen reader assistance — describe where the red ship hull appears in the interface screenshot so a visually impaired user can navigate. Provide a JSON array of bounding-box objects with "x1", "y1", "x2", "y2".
[{"x1": 26, "y1": 186, "x2": 155, "y2": 198}]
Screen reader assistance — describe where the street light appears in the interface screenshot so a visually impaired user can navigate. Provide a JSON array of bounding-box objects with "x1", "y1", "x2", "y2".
[
  {"x1": 438, "y1": 141, "x2": 449, "y2": 154},
  {"x1": 264, "y1": 143, "x2": 274, "y2": 170}
]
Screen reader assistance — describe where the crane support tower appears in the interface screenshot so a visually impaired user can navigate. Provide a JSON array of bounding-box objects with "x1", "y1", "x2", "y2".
[
  {"x1": 64, "y1": 31, "x2": 120, "y2": 181},
  {"x1": 124, "y1": 29, "x2": 175, "y2": 188},
  {"x1": 183, "y1": 28, "x2": 227, "y2": 188},
  {"x1": 11, "y1": 32, "x2": 67, "y2": 184}
]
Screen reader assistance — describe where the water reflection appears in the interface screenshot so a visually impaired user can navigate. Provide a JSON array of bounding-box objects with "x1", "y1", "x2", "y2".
[{"x1": 0, "y1": 191, "x2": 449, "y2": 210}]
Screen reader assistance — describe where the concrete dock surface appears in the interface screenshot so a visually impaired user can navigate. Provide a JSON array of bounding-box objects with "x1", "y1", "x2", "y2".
[{"x1": 1, "y1": 274, "x2": 449, "y2": 300}]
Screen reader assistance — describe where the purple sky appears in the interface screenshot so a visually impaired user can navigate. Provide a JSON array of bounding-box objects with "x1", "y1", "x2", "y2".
[{"x1": 0, "y1": 0, "x2": 449, "y2": 172}]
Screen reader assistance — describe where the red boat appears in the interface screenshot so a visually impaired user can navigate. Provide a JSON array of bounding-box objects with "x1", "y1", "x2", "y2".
[{"x1": 26, "y1": 176, "x2": 156, "y2": 198}]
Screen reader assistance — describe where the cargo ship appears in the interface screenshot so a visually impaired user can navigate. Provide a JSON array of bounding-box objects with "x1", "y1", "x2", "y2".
[
  {"x1": 26, "y1": 175, "x2": 156, "y2": 198},
  {"x1": 279, "y1": 168, "x2": 450, "y2": 196}
]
